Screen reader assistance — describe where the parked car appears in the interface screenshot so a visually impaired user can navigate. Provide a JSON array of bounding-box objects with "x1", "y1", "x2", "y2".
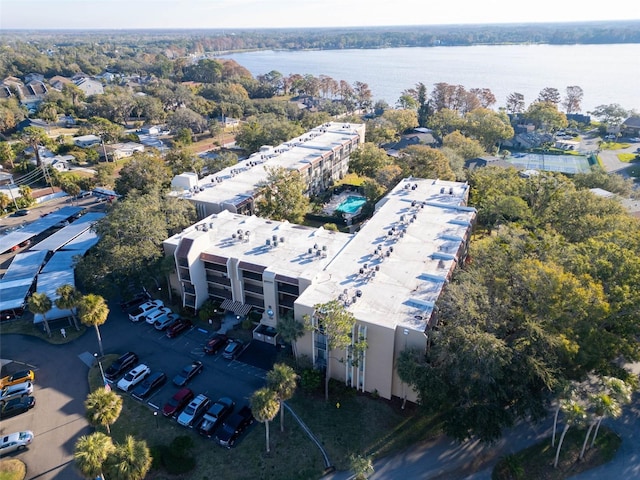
[
  {"x1": 172, "y1": 361, "x2": 203, "y2": 387},
  {"x1": 216, "y1": 406, "x2": 254, "y2": 448},
  {"x1": 128, "y1": 300, "x2": 164, "y2": 322},
  {"x1": 144, "y1": 306, "x2": 173, "y2": 325},
  {"x1": 204, "y1": 333, "x2": 228, "y2": 355},
  {"x1": 166, "y1": 318, "x2": 192, "y2": 338},
  {"x1": 131, "y1": 371, "x2": 167, "y2": 401},
  {"x1": 0, "y1": 382, "x2": 34, "y2": 405},
  {"x1": 0, "y1": 396, "x2": 35, "y2": 419},
  {"x1": 177, "y1": 394, "x2": 211, "y2": 427},
  {"x1": 222, "y1": 339, "x2": 244, "y2": 360},
  {"x1": 162, "y1": 388, "x2": 194, "y2": 417},
  {"x1": 0, "y1": 431, "x2": 33, "y2": 456},
  {"x1": 0, "y1": 370, "x2": 34, "y2": 388},
  {"x1": 119, "y1": 290, "x2": 151, "y2": 312},
  {"x1": 153, "y1": 312, "x2": 180, "y2": 331},
  {"x1": 12, "y1": 209, "x2": 29, "y2": 217},
  {"x1": 104, "y1": 352, "x2": 138, "y2": 381},
  {"x1": 116, "y1": 364, "x2": 150, "y2": 392},
  {"x1": 198, "y1": 397, "x2": 234, "y2": 438}
]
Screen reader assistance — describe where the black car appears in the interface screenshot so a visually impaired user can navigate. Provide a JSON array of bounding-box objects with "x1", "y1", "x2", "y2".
[
  {"x1": 0, "y1": 396, "x2": 36, "y2": 419},
  {"x1": 131, "y1": 371, "x2": 167, "y2": 400},
  {"x1": 198, "y1": 397, "x2": 234, "y2": 438},
  {"x1": 216, "y1": 405, "x2": 254, "y2": 448},
  {"x1": 119, "y1": 290, "x2": 151, "y2": 312},
  {"x1": 13, "y1": 209, "x2": 29, "y2": 217},
  {"x1": 172, "y1": 361, "x2": 203, "y2": 387},
  {"x1": 204, "y1": 333, "x2": 228, "y2": 355},
  {"x1": 104, "y1": 352, "x2": 139, "y2": 381}
]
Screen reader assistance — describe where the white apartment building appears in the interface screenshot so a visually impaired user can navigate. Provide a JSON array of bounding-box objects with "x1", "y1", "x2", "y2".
[
  {"x1": 170, "y1": 121, "x2": 366, "y2": 218},
  {"x1": 164, "y1": 177, "x2": 476, "y2": 402}
]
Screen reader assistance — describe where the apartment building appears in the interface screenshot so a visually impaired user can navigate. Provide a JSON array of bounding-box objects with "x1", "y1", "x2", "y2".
[
  {"x1": 164, "y1": 177, "x2": 476, "y2": 402},
  {"x1": 170, "y1": 121, "x2": 366, "y2": 218}
]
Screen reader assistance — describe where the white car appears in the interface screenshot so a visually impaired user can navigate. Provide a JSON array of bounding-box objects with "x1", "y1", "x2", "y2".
[
  {"x1": 0, "y1": 431, "x2": 33, "y2": 455},
  {"x1": 128, "y1": 300, "x2": 164, "y2": 322},
  {"x1": 116, "y1": 364, "x2": 150, "y2": 392},
  {"x1": 144, "y1": 307, "x2": 172, "y2": 325},
  {"x1": 154, "y1": 312, "x2": 180, "y2": 331}
]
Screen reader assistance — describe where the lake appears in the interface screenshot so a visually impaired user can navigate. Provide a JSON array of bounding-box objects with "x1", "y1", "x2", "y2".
[{"x1": 222, "y1": 44, "x2": 640, "y2": 113}]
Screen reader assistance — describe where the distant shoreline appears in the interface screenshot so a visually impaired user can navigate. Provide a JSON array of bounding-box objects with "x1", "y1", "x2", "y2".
[{"x1": 2, "y1": 20, "x2": 639, "y2": 52}]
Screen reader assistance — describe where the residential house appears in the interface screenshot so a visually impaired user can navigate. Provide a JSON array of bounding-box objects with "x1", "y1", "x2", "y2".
[
  {"x1": 382, "y1": 127, "x2": 439, "y2": 158},
  {"x1": 24, "y1": 73, "x2": 44, "y2": 84},
  {"x1": 73, "y1": 134, "x2": 102, "y2": 148},
  {"x1": 0, "y1": 172, "x2": 14, "y2": 186},
  {"x1": 622, "y1": 116, "x2": 640, "y2": 136},
  {"x1": 101, "y1": 142, "x2": 144, "y2": 161},
  {"x1": 48, "y1": 75, "x2": 72, "y2": 91},
  {"x1": 74, "y1": 78, "x2": 104, "y2": 96},
  {"x1": 42, "y1": 154, "x2": 75, "y2": 172}
]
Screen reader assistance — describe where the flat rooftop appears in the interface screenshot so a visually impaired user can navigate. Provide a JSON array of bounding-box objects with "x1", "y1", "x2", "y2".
[
  {"x1": 165, "y1": 210, "x2": 353, "y2": 282},
  {"x1": 172, "y1": 121, "x2": 364, "y2": 208},
  {"x1": 297, "y1": 178, "x2": 476, "y2": 332}
]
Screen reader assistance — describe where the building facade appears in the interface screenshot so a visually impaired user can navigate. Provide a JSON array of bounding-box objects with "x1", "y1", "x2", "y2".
[
  {"x1": 165, "y1": 177, "x2": 476, "y2": 403},
  {"x1": 170, "y1": 121, "x2": 365, "y2": 219}
]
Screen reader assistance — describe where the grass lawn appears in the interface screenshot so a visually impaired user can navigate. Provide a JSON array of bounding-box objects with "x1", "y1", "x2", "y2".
[
  {"x1": 0, "y1": 318, "x2": 86, "y2": 344},
  {"x1": 601, "y1": 142, "x2": 631, "y2": 150},
  {"x1": 88, "y1": 363, "x2": 441, "y2": 479},
  {"x1": 0, "y1": 459, "x2": 26, "y2": 480},
  {"x1": 492, "y1": 426, "x2": 621, "y2": 480},
  {"x1": 617, "y1": 153, "x2": 638, "y2": 162}
]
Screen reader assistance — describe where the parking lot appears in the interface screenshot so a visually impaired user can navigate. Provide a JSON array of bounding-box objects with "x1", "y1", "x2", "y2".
[{"x1": 0, "y1": 299, "x2": 277, "y2": 478}]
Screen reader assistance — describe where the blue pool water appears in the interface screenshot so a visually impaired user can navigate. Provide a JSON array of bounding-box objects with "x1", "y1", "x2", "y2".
[{"x1": 336, "y1": 196, "x2": 367, "y2": 214}]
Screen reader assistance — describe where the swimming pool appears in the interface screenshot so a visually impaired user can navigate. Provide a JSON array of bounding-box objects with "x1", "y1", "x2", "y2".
[{"x1": 336, "y1": 196, "x2": 367, "y2": 214}]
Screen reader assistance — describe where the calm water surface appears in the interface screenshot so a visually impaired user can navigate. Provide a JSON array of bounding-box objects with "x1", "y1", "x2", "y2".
[{"x1": 223, "y1": 44, "x2": 640, "y2": 113}]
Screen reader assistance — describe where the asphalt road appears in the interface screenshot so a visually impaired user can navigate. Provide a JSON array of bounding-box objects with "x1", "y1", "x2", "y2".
[{"x1": 0, "y1": 302, "x2": 272, "y2": 479}]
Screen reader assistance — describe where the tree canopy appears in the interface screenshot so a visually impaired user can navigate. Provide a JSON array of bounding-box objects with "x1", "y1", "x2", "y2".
[
  {"x1": 254, "y1": 166, "x2": 310, "y2": 224},
  {"x1": 399, "y1": 167, "x2": 640, "y2": 443}
]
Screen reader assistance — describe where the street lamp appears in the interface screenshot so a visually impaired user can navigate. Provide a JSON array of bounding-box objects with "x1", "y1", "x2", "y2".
[
  {"x1": 153, "y1": 411, "x2": 159, "y2": 429},
  {"x1": 94, "y1": 352, "x2": 107, "y2": 389}
]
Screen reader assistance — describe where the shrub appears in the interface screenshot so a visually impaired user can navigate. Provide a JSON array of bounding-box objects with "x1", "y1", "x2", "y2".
[{"x1": 300, "y1": 368, "x2": 322, "y2": 393}]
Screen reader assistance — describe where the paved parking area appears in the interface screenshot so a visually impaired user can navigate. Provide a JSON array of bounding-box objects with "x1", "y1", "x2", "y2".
[{"x1": 0, "y1": 298, "x2": 274, "y2": 479}]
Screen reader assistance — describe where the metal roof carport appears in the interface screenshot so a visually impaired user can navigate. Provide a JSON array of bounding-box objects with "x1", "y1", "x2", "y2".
[
  {"x1": 0, "y1": 250, "x2": 48, "y2": 319},
  {"x1": 29, "y1": 212, "x2": 104, "y2": 252},
  {"x1": 0, "y1": 206, "x2": 83, "y2": 253},
  {"x1": 33, "y1": 251, "x2": 78, "y2": 324}
]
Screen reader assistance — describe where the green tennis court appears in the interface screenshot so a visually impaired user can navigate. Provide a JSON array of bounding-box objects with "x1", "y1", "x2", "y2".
[{"x1": 507, "y1": 153, "x2": 592, "y2": 174}]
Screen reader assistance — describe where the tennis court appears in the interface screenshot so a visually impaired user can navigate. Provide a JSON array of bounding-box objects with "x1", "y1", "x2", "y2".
[{"x1": 507, "y1": 153, "x2": 593, "y2": 174}]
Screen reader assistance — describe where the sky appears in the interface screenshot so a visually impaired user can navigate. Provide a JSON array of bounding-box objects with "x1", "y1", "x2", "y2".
[{"x1": 1, "y1": 0, "x2": 638, "y2": 30}]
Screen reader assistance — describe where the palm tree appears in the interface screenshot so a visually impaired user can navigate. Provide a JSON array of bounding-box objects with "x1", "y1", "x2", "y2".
[
  {"x1": 551, "y1": 380, "x2": 577, "y2": 447},
  {"x1": 250, "y1": 387, "x2": 280, "y2": 453},
  {"x1": 554, "y1": 399, "x2": 587, "y2": 468},
  {"x1": 27, "y1": 292, "x2": 52, "y2": 337},
  {"x1": 85, "y1": 387, "x2": 123, "y2": 435},
  {"x1": 55, "y1": 284, "x2": 82, "y2": 331},
  {"x1": 349, "y1": 453, "x2": 375, "y2": 480},
  {"x1": 266, "y1": 363, "x2": 298, "y2": 432},
  {"x1": 590, "y1": 377, "x2": 632, "y2": 448},
  {"x1": 79, "y1": 294, "x2": 109, "y2": 357},
  {"x1": 103, "y1": 435, "x2": 152, "y2": 480},
  {"x1": 276, "y1": 312, "x2": 305, "y2": 360},
  {"x1": 74, "y1": 432, "x2": 115, "y2": 480}
]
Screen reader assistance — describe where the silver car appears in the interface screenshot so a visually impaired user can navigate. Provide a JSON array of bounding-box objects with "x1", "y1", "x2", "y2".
[
  {"x1": 0, "y1": 431, "x2": 34, "y2": 456},
  {"x1": 0, "y1": 382, "x2": 34, "y2": 405}
]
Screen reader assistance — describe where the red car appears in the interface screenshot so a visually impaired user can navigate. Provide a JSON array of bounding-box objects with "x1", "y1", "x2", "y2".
[
  {"x1": 204, "y1": 333, "x2": 228, "y2": 355},
  {"x1": 162, "y1": 388, "x2": 194, "y2": 417},
  {"x1": 166, "y1": 318, "x2": 192, "y2": 338}
]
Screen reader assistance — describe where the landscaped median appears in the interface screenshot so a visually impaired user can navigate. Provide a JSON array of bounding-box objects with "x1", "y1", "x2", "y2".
[
  {"x1": 0, "y1": 459, "x2": 26, "y2": 480},
  {"x1": 493, "y1": 426, "x2": 621, "y2": 480}
]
